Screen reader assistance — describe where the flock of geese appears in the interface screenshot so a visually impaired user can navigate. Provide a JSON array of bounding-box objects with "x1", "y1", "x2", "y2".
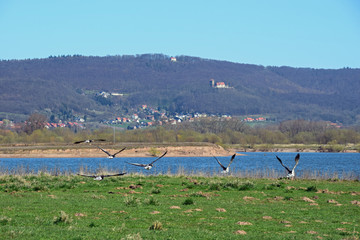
[{"x1": 74, "y1": 139, "x2": 301, "y2": 181}]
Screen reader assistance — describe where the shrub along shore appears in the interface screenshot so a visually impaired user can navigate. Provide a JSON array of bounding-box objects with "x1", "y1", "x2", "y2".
[{"x1": 1, "y1": 119, "x2": 360, "y2": 153}]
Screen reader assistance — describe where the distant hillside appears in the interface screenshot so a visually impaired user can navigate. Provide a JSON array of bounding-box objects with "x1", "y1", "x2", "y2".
[{"x1": 0, "y1": 54, "x2": 359, "y2": 124}]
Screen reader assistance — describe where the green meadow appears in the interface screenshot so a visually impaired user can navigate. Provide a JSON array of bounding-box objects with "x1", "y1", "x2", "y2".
[{"x1": 0, "y1": 173, "x2": 359, "y2": 239}]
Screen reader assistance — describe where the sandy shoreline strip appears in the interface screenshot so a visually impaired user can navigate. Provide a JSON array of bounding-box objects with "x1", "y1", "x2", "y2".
[
  {"x1": 0, "y1": 145, "x2": 235, "y2": 158},
  {"x1": 1, "y1": 144, "x2": 356, "y2": 158}
]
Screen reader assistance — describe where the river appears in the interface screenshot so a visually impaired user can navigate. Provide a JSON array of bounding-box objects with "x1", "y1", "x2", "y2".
[{"x1": 0, "y1": 152, "x2": 359, "y2": 179}]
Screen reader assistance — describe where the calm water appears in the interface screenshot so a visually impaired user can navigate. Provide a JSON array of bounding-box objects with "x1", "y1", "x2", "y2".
[{"x1": 0, "y1": 152, "x2": 359, "y2": 179}]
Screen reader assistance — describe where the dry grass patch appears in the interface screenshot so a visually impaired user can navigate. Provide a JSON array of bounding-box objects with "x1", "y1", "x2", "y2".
[
  {"x1": 234, "y1": 230, "x2": 247, "y2": 235},
  {"x1": 150, "y1": 211, "x2": 160, "y2": 214},
  {"x1": 111, "y1": 211, "x2": 127, "y2": 214},
  {"x1": 280, "y1": 220, "x2": 291, "y2": 224},
  {"x1": 327, "y1": 199, "x2": 339, "y2": 204},
  {"x1": 74, "y1": 213, "x2": 87, "y2": 217},
  {"x1": 317, "y1": 189, "x2": 343, "y2": 195},
  {"x1": 302, "y1": 197, "x2": 315, "y2": 203},
  {"x1": 183, "y1": 208, "x2": 202, "y2": 213},
  {"x1": 236, "y1": 221, "x2": 252, "y2": 225},
  {"x1": 216, "y1": 208, "x2": 226, "y2": 212},
  {"x1": 169, "y1": 206, "x2": 181, "y2": 209},
  {"x1": 243, "y1": 196, "x2": 258, "y2": 201},
  {"x1": 128, "y1": 190, "x2": 142, "y2": 194}
]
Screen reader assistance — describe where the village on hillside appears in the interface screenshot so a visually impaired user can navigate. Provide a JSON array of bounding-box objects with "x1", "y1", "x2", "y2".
[
  {"x1": 0, "y1": 103, "x2": 343, "y2": 132},
  {"x1": 98, "y1": 105, "x2": 236, "y2": 130}
]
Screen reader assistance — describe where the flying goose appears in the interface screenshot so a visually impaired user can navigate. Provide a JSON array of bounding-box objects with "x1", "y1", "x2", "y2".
[
  {"x1": 97, "y1": 146, "x2": 126, "y2": 159},
  {"x1": 214, "y1": 153, "x2": 236, "y2": 173},
  {"x1": 74, "y1": 139, "x2": 106, "y2": 144},
  {"x1": 276, "y1": 153, "x2": 300, "y2": 179},
  {"x1": 126, "y1": 151, "x2": 167, "y2": 170},
  {"x1": 77, "y1": 172, "x2": 126, "y2": 181}
]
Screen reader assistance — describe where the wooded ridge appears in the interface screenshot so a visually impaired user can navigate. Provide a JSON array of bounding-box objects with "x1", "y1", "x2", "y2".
[{"x1": 1, "y1": 54, "x2": 359, "y2": 124}]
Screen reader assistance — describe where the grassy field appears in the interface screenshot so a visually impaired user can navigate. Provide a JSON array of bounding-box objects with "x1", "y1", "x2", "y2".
[{"x1": 0, "y1": 173, "x2": 359, "y2": 239}]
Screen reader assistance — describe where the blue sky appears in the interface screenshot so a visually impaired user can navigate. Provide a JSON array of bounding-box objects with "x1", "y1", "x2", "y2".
[{"x1": 0, "y1": 0, "x2": 359, "y2": 69}]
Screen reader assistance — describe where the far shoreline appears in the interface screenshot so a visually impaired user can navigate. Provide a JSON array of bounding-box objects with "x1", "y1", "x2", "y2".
[
  {"x1": 0, "y1": 143, "x2": 357, "y2": 158},
  {"x1": 0, "y1": 144, "x2": 233, "y2": 158}
]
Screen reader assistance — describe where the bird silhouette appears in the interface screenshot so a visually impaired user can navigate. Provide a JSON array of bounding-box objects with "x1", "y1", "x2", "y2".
[
  {"x1": 276, "y1": 153, "x2": 300, "y2": 179},
  {"x1": 214, "y1": 153, "x2": 236, "y2": 173},
  {"x1": 97, "y1": 146, "x2": 126, "y2": 159},
  {"x1": 77, "y1": 172, "x2": 126, "y2": 181},
  {"x1": 126, "y1": 151, "x2": 167, "y2": 170},
  {"x1": 74, "y1": 139, "x2": 106, "y2": 144}
]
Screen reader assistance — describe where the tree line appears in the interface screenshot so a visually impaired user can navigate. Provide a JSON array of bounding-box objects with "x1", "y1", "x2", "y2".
[{"x1": 1, "y1": 118, "x2": 359, "y2": 152}]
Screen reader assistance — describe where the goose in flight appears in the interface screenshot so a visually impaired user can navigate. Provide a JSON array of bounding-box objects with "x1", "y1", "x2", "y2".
[
  {"x1": 77, "y1": 172, "x2": 126, "y2": 181},
  {"x1": 214, "y1": 153, "x2": 236, "y2": 173},
  {"x1": 97, "y1": 146, "x2": 126, "y2": 159},
  {"x1": 74, "y1": 139, "x2": 106, "y2": 144},
  {"x1": 126, "y1": 151, "x2": 167, "y2": 170},
  {"x1": 276, "y1": 153, "x2": 300, "y2": 179}
]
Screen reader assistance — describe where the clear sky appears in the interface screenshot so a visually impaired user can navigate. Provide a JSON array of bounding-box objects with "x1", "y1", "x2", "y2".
[{"x1": 0, "y1": 0, "x2": 359, "y2": 69}]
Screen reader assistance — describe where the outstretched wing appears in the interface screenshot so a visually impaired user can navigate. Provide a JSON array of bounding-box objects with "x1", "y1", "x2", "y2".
[
  {"x1": 77, "y1": 173, "x2": 96, "y2": 178},
  {"x1": 97, "y1": 146, "x2": 111, "y2": 156},
  {"x1": 149, "y1": 151, "x2": 167, "y2": 165},
  {"x1": 126, "y1": 162, "x2": 147, "y2": 167},
  {"x1": 276, "y1": 156, "x2": 292, "y2": 173},
  {"x1": 74, "y1": 139, "x2": 106, "y2": 144},
  {"x1": 226, "y1": 153, "x2": 236, "y2": 168},
  {"x1": 213, "y1": 156, "x2": 226, "y2": 171},
  {"x1": 102, "y1": 172, "x2": 127, "y2": 178},
  {"x1": 292, "y1": 153, "x2": 300, "y2": 171},
  {"x1": 113, "y1": 147, "x2": 126, "y2": 157}
]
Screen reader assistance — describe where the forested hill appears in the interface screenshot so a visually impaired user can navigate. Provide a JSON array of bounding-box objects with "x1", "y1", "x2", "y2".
[{"x1": 0, "y1": 54, "x2": 359, "y2": 124}]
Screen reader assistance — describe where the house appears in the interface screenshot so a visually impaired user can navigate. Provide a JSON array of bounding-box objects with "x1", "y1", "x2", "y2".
[
  {"x1": 132, "y1": 114, "x2": 139, "y2": 120},
  {"x1": 170, "y1": 57, "x2": 177, "y2": 62},
  {"x1": 244, "y1": 117, "x2": 254, "y2": 122},
  {"x1": 210, "y1": 79, "x2": 233, "y2": 89},
  {"x1": 216, "y1": 82, "x2": 226, "y2": 88},
  {"x1": 97, "y1": 91, "x2": 111, "y2": 98}
]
